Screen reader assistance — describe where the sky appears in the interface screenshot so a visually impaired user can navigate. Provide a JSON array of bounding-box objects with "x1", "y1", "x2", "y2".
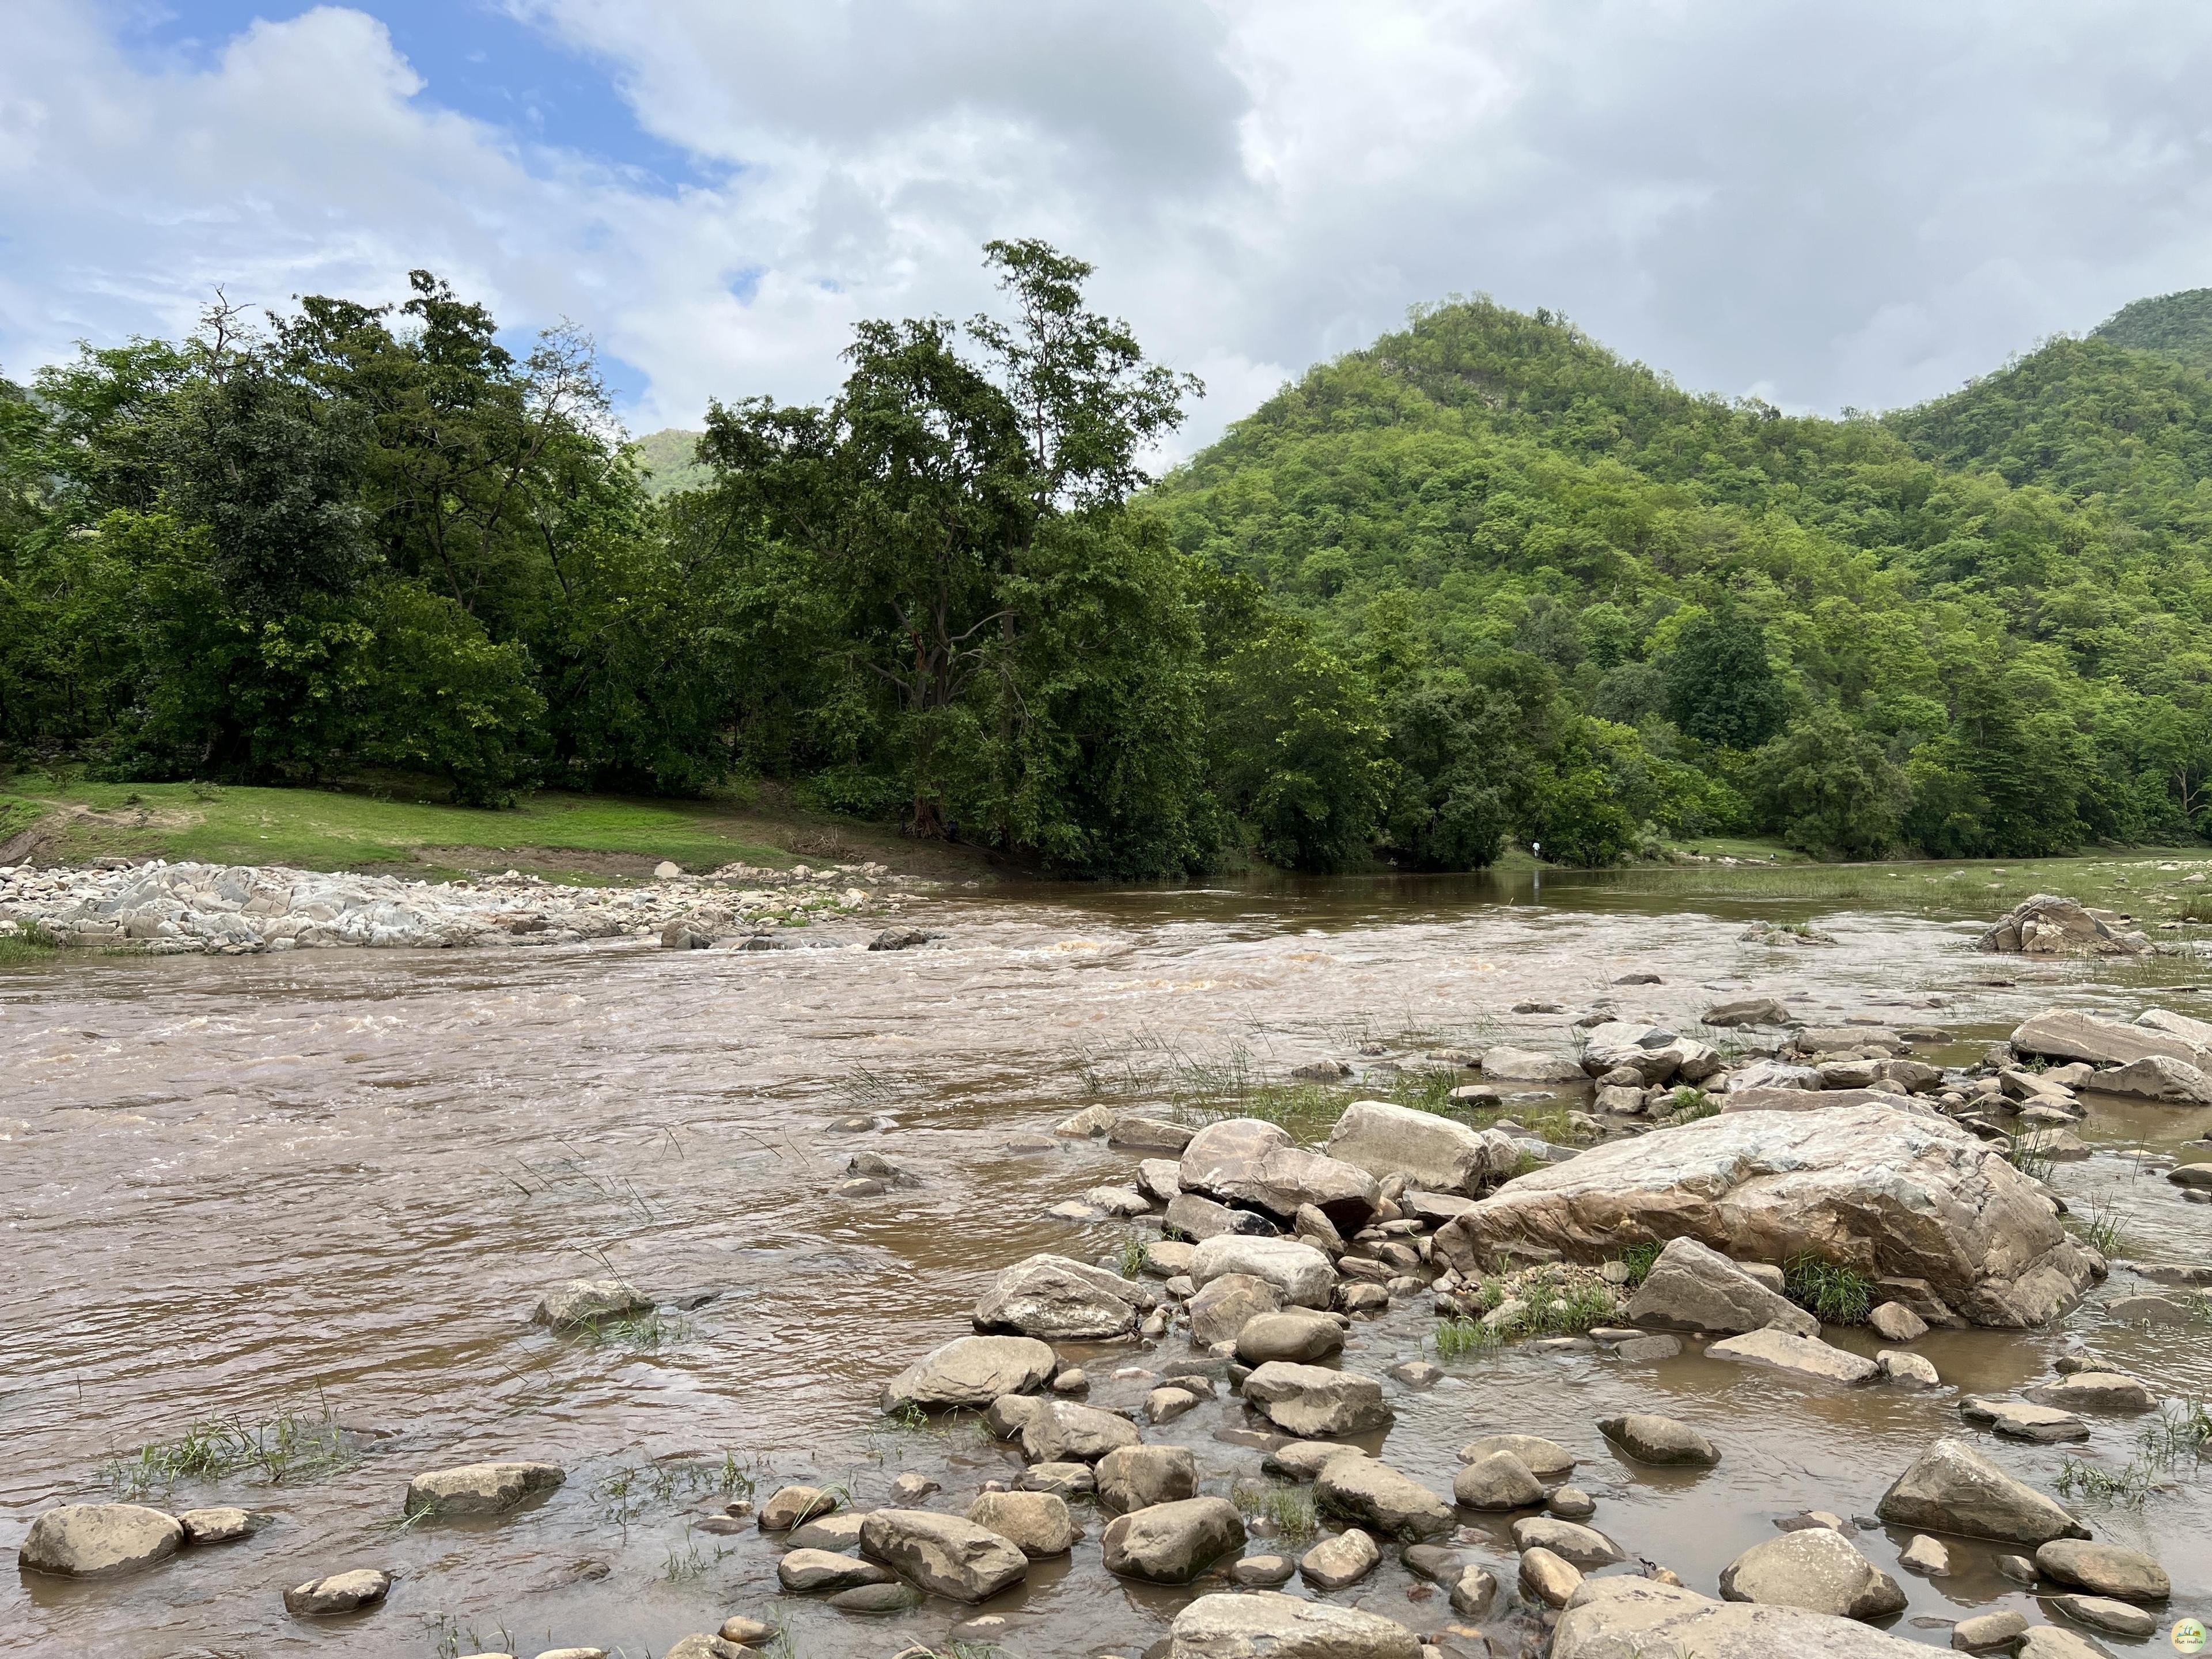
[{"x1": 6, "y1": 1, "x2": 2212, "y2": 459}]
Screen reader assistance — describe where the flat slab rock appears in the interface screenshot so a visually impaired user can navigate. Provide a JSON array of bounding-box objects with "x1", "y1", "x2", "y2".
[
  {"x1": 403, "y1": 1461, "x2": 565, "y2": 1519},
  {"x1": 1552, "y1": 1575, "x2": 1933, "y2": 1657},
  {"x1": 859, "y1": 1509, "x2": 1028, "y2": 1601},
  {"x1": 1435, "y1": 1103, "x2": 2093, "y2": 1327},
  {"x1": 1166, "y1": 1589, "x2": 1421, "y2": 1659},
  {"x1": 1707, "y1": 1328, "x2": 1881, "y2": 1384}
]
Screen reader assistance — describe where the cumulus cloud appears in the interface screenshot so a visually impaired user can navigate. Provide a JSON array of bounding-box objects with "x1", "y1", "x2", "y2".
[{"x1": 6, "y1": 0, "x2": 2212, "y2": 457}]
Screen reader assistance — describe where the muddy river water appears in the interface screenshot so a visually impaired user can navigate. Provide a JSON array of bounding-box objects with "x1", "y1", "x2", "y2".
[{"x1": 3, "y1": 872, "x2": 2209, "y2": 1657}]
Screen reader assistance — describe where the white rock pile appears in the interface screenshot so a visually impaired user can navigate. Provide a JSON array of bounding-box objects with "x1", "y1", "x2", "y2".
[{"x1": 0, "y1": 858, "x2": 907, "y2": 956}]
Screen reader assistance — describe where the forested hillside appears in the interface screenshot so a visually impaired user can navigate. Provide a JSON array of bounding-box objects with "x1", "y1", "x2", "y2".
[
  {"x1": 6, "y1": 257, "x2": 2212, "y2": 874},
  {"x1": 1150, "y1": 288, "x2": 2212, "y2": 863}
]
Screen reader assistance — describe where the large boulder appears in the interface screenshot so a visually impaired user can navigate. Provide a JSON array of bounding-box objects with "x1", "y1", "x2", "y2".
[
  {"x1": 1315, "y1": 1459, "x2": 1453, "y2": 1538},
  {"x1": 403, "y1": 1461, "x2": 565, "y2": 1519},
  {"x1": 17, "y1": 1504, "x2": 185, "y2": 1577},
  {"x1": 2089, "y1": 1052, "x2": 2212, "y2": 1105},
  {"x1": 1166, "y1": 1191, "x2": 1279, "y2": 1241},
  {"x1": 1979, "y1": 895, "x2": 2149, "y2": 957},
  {"x1": 1190, "y1": 1236, "x2": 1338, "y2": 1308},
  {"x1": 1235, "y1": 1308, "x2": 1344, "y2": 1365},
  {"x1": 1581, "y1": 1021, "x2": 1722, "y2": 1085},
  {"x1": 1874, "y1": 1438, "x2": 2090, "y2": 1545},
  {"x1": 1433, "y1": 1104, "x2": 2094, "y2": 1327},
  {"x1": 859, "y1": 1509, "x2": 1029, "y2": 1601},
  {"x1": 1018, "y1": 1400, "x2": 1142, "y2": 1464},
  {"x1": 1624, "y1": 1237, "x2": 1819, "y2": 1336},
  {"x1": 2035, "y1": 1539, "x2": 2171, "y2": 1601},
  {"x1": 1100, "y1": 1497, "x2": 1245, "y2": 1583},
  {"x1": 1189, "y1": 1272, "x2": 1283, "y2": 1347},
  {"x1": 1718, "y1": 1528, "x2": 1907, "y2": 1619},
  {"x1": 1324, "y1": 1099, "x2": 1520, "y2": 1195},
  {"x1": 974, "y1": 1253, "x2": 1157, "y2": 1339},
  {"x1": 879, "y1": 1335, "x2": 1058, "y2": 1412},
  {"x1": 1453, "y1": 1449, "x2": 1544, "y2": 1509},
  {"x1": 1178, "y1": 1124, "x2": 1381, "y2": 1233},
  {"x1": 1460, "y1": 1433, "x2": 1576, "y2": 1479},
  {"x1": 1096, "y1": 1444, "x2": 1198, "y2": 1513},
  {"x1": 2011, "y1": 1008, "x2": 2208, "y2": 1071},
  {"x1": 966, "y1": 1490, "x2": 1077, "y2": 1558},
  {"x1": 1552, "y1": 1575, "x2": 1933, "y2": 1658},
  {"x1": 1166, "y1": 1591, "x2": 1422, "y2": 1659},
  {"x1": 1243, "y1": 1361, "x2": 1393, "y2": 1437}
]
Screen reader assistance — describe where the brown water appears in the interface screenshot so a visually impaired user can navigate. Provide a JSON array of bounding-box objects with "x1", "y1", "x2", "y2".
[{"x1": 4, "y1": 872, "x2": 2209, "y2": 1658}]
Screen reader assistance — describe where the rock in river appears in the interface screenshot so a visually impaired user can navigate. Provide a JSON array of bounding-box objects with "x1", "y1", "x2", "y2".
[
  {"x1": 1624, "y1": 1236, "x2": 1819, "y2": 1336},
  {"x1": 532, "y1": 1277, "x2": 652, "y2": 1330},
  {"x1": 1299, "y1": 1526, "x2": 1381, "y2": 1589},
  {"x1": 1179, "y1": 1119, "x2": 1381, "y2": 1232},
  {"x1": 1435, "y1": 1103, "x2": 2094, "y2": 1327},
  {"x1": 1453, "y1": 1450, "x2": 1544, "y2": 1509},
  {"x1": 1100, "y1": 1496, "x2": 1245, "y2": 1583},
  {"x1": 1315, "y1": 1458, "x2": 1454, "y2": 1538},
  {"x1": 1096, "y1": 1444, "x2": 1198, "y2": 1513},
  {"x1": 1165, "y1": 1591, "x2": 1421, "y2": 1659},
  {"x1": 1189, "y1": 1272, "x2": 1282, "y2": 1347},
  {"x1": 1511, "y1": 1516, "x2": 1623, "y2": 1569},
  {"x1": 879, "y1": 1335, "x2": 1057, "y2": 1412},
  {"x1": 966, "y1": 1490, "x2": 1078, "y2": 1558},
  {"x1": 283, "y1": 1567, "x2": 392, "y2": 1616},
  {"x1": 973, "y1": 1253, "x2": 1157, "y2": 1340},
  {"x1": 2035, "y1": 1538, "x2": 2171, "y2": 1601},
  {"x1": 1324, "y1": 1098, "x2": 1521, "y2": 1195},
  {"x1": 1598, "y1": 1413, "x2": 1719, "y2": 1467},
  {"x1": 2011, "y1": 1007, "x2": 2208, "y2": 1070},
  {"x1": 777, "y1": 1548, "x2": 892, "y2": 1592},
  {"x1": 1188, "y1": 1234, "x2": 1338, "y2": 1308},
  {"x1": 1875, "y1": 1438, "x2": 2090, "y2": 1545},
  {"x1": 1707, "y1": 1328, "x2": 1882, "y2": 1384},
  {"x1": 176, "y1": 1505, "x2": 256, "y2": 1544},
  {"x1": 1552, "y1": 1575, "x2": 1931, "y2": 1657},
  {"x1": 1482, "y1": 1046, "x2": 1588, "y2": 1082},
  {"x1": 17, "y1": 1503, "x2": 185, "y2": 1577},
  {"x1": 1718, "y1": 1527, "x2": 1908, "y2": 1620},
  {"x1": 1460, "y1": 1432, "x2": 1578, "y2": 1480},
  {"x1": 1242, "y1": 1361, "x2": 1393, "y2": 1437},
  {"x1": 859, "y1": 1509, "x2": 1028, "y2": 1601},
  {"x1": 403, "y1": 1460, "x2": 565, "y2": 1519},
  {"x1": 1235, "y1": 1308, "x2": 1344, "y2": 1364},
  {"x1": 1018, "y1": 1400, "x2": 1141, "y2": 1464}
]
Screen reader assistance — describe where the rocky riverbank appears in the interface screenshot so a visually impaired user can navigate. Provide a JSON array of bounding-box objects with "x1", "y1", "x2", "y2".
[{"x1": 0, "y1": 857, "x2": 917, "y2": 955}]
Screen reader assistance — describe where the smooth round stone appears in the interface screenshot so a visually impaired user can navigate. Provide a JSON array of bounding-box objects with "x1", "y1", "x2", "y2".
[{"x1": 1230, "y1": 1554, "x2": 1297, "y2": 1586}]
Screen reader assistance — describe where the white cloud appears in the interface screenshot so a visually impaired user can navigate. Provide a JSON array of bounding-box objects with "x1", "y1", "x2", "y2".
[{"x1": 7, "y1": 0, "x2": 2212, "y2": 462}]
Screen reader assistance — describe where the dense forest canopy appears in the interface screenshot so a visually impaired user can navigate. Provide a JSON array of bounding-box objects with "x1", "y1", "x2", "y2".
[{"x1": 6, "y1": 256, "x2": 2212, "y2": 873}]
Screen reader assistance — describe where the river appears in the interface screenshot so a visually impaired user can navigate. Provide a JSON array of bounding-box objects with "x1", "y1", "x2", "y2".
[{"x1": 3, "y1": 872, "x2": 2207, "y2": 1656}]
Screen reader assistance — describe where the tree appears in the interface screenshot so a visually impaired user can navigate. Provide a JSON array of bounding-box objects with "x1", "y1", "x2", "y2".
[
  {"x1": 1379, "y1": 673, "x2": 1514, "y2": 870},
  {"x1": 1749, "y1": 709, "x2": 1910, "y2": 858},
  {"x1": 1662, "y1": 600, "x2": 1788, "y2": 750}
]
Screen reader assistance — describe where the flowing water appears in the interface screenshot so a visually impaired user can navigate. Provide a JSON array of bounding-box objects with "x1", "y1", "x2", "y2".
[{"x1": 3, "y1": 872, "x2": 2208, "y2": 1657}]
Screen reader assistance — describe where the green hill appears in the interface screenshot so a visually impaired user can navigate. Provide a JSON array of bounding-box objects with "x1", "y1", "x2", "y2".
[
  {"x1": 2094, "y1": 287, "x2": 2212, "y2": 365},
  {"x1": 634, "y1": 426, "x2": 711, "y2": 497},
  {"x1": 1150, "y1": 291, "x2": 2212, "y2": 860}
]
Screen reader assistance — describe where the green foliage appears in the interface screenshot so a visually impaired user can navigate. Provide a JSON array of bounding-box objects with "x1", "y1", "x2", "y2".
[
  {"x1": 1782, "y1": 1254, "x2": 1874, "y2": 1325},
  {"x1": 1617, "y1": 1242, "x2": 1661, "y2": 1287},
  {"x1": 1749, "y1": 707, "x2": 1910, "y2": 858}
]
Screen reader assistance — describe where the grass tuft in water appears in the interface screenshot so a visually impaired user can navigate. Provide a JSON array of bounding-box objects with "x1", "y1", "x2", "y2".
[
  {"x1": 2054, "y1": 1456, "x2": 2155, "y2": 1508},
  {"x1": 576, "y1": 1308, "x2": 694, "y2": 1350},
  {"x1": 102, "y1": 1399, "x2": 358, "y2": 1497},
  {"x1": 2002, "y1": 1125, "x2": 2055, "y2": 1184},
  {"x1": 1117, "y1": 1234, "x2": 1152, "y2": 1279},
  {"x1": 1782, "y1": 1255, "x2": 1874, "y2": 1325},
  {"x1": 2070, "y1": 1199, "x2": 2125, "y2": 1256},
  {"x1": 1232, "y1": 1479, "x2": 1317, "y2": 1540},
  {"x1": 1433, "y1": 1317, "x2": 1500, "y2": 1360}
]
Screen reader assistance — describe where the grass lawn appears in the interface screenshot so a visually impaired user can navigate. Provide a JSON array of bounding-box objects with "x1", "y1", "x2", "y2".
[{"x1": 0, "y1": 781, "x2": 870, "y2": 882}]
